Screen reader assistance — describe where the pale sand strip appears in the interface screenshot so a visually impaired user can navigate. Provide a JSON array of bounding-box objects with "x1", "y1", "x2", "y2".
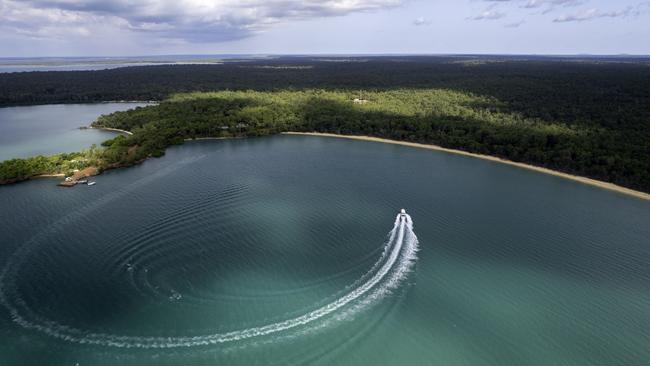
[
  {"x1": 89, "y1": 127, "x2": 133, "y2": 135},
  {"x1": 283, "y1": 132, "x2": 650, "y2": 202},
  {"x1": 184, "y1": 137, "x2": 231, "y2": 141},
  {"x1": 184, "y1": 137, "x2": 249, "y2": 142}
]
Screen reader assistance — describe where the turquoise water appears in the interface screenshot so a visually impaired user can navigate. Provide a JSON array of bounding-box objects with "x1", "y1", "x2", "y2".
[
  {"x1": 0, "y1": 133, "x2": 649, "y2": 365},
  {"x1": 0, "y1": 103, "x2": 149, "y2": 161}
]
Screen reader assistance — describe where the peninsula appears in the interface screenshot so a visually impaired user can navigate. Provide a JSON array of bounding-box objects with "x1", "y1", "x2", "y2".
[
  {"x1": 1, "y1": 87, "x2": 649, "y2": 200},
  {"x1": 1, "y1": 58, "x2": 649, "y2": 196}
]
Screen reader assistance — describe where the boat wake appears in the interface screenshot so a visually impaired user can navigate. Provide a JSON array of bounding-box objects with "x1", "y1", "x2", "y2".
[{"x1": 0, "y1": 210, "x2": 419, "y2": 349}]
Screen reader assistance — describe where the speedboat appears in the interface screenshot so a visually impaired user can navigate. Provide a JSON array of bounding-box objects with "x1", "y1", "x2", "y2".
[
  {"x1": 87, "y1": 181, "x2": 96, "y2": 186},
  {"x1": 400, "y1": 209, "x2": 407, "y2": 218}
]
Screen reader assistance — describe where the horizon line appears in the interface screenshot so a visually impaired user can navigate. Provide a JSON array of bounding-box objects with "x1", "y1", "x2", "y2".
[{"x1": 2, "y1": 53, "x2": 650, "y2": 60}]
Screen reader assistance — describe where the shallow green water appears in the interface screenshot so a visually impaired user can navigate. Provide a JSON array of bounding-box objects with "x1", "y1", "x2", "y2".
[
  {"x1": 0, "y1": 134, "x2": 649, "y2": 365},
  {"x1": 0, "y1": 103, "x2": 149, "y2": 161}
]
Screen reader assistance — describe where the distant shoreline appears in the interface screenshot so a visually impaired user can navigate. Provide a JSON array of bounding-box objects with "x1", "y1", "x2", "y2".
[
  {"x1": 0, "y1": 101, "x2": 157, "y2": 109},
  {"x1": 7, "y1": 131, "x2": 650, "y2": 201},
  {"x1": 283, "y1": 132, "x2": 650, "y2": 202}
]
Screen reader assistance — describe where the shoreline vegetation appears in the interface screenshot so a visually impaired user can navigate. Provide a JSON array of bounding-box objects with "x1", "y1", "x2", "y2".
[
  {"x1": 283, "y1": 132, "x2": 650, "y2": 201},
  {"x1": 0, "y1": 145, "x2": 104, "y2": 186},
  {"x1": 0, "y1": 89, "x2": 650, "y2": 197},
  {"x1": 2, "y1": 58, "x2": 649, "y2": 192},
  {"x1": 1, "y1": 87, "x2": 649, "y2": 198},
  {"x1": 5, "y1": 129, "x2": 648, "y2": 201},
  {"x1": 0, "y1": 90, "x2": 650, "y2": 200}
]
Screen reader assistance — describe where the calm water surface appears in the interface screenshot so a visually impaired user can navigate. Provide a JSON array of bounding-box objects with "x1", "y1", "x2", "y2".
[
  {"x1": 0, "y1": 55, "x2": 247, "y2": 73},
  {"x1": 0, "y1": 64, "x2": 166, "y2": 73},
  {"x1": 0, "y1": 135, "x2": 648, "y2": 365},
  {"x1": 0, "y1": 103, "x2": 150, "y2": 161}
]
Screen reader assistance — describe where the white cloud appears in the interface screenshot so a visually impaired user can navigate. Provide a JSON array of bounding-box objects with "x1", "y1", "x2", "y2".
[
  {"x1": 522, "y1": 0, "x2": 585, "y2": 9},
  {"x1": 413, "y1": 16, "x2": 431, "y2": 26},
  {"x1": 0, "y1": 0, "x2": 405, "y2": 43},
  {"x1": 473, "y1": 0, "x2": 649, "y2": 25},
  {"x1": 553, "y1": 3, "x2": 649, "y2": 22},
  {"x1": 470, "y1": 9, "x2": 507, "y2": 20}
]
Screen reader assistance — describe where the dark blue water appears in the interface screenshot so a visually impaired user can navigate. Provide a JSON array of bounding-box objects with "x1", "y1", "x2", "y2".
[{"x1": 0, "y1": 135, "x2": 649, "y2": 365}]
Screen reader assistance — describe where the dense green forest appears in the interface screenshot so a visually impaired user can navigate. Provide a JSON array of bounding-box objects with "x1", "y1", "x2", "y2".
[
  {"x1": 2, "y1": 57, "x2": 649, "y2": 132},
  {"x1": 0, "y1": 146, "x2": 103, "y2": 184},
  {"x1": 0, "y1": 57, "x2": 649, "y2": 191}
]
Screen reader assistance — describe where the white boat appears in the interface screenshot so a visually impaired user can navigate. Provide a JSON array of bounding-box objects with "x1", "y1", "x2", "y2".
[{"x1": 87, "y1": 181, "x2": 96, "y2": 186}]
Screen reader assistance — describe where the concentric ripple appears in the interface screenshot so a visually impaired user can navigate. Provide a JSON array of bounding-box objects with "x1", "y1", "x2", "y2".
[{"x1": 0, "y1": 180, "x2": 419, "y2": 351}]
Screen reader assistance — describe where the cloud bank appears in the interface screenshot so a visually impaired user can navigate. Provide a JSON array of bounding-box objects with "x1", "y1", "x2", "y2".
[
  {"x1": 0, "y1": 0, "x2": 405, "y2": 43},
  {"x1": 1, "y1": 0, "x2": 648, "y2": 56},
  {"x1": 470, "y1": 0, "x2": 648, "y2": 26},
  {"x1": 554, "y1": 3, "x2": 650, "y2": 22}
]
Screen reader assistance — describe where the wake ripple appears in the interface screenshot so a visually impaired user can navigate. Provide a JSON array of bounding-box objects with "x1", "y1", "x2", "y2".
[{"x1": 0, "y1": 211, "x2": 418, "y2": 349}]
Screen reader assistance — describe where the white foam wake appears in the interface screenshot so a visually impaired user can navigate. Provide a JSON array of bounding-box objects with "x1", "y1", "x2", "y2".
[{"x1": 0, "y1": 213, "x2": 419, "y2": 349}]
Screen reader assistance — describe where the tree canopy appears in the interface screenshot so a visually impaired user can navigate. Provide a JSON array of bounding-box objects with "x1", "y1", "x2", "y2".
[{"x1": 1, "y1": 57, "x2": 649, "y2": 192}]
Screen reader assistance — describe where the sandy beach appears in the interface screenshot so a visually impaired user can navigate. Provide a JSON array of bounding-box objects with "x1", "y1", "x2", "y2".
[
  {"x1": 15, "y1": 129, "x2": 649, "y2": 201},
  {"x1": 90, "y1": 126, "x2": 133, "y2": 135},
  {"x1": 283, "y1": 132, "x2": 650, "y2": 202},
  {"x1": 184, "y1": 137, "x2": 232, "y2": 141}
]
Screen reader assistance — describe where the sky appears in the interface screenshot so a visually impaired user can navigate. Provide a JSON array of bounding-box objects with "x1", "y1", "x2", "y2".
[{"x1": 0, "y1": 0, "x2": 649, "y2": 57}]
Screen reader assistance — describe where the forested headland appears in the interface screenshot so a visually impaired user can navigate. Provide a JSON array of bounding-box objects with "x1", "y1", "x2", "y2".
[{"x1": 0, "y1": 56, "x2": 649, "y2": 192}]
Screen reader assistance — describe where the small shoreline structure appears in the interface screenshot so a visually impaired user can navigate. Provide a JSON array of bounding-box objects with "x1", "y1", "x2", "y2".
[
  {"x1": 283, "y1": 132, "x2": 650, "y2": 202},
  {"x1": 57, "y1": 167, "x2": 99, "y2": 188},
  {"x1": 3, "y1": 129, "x2": 650, "y2": 201}
]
